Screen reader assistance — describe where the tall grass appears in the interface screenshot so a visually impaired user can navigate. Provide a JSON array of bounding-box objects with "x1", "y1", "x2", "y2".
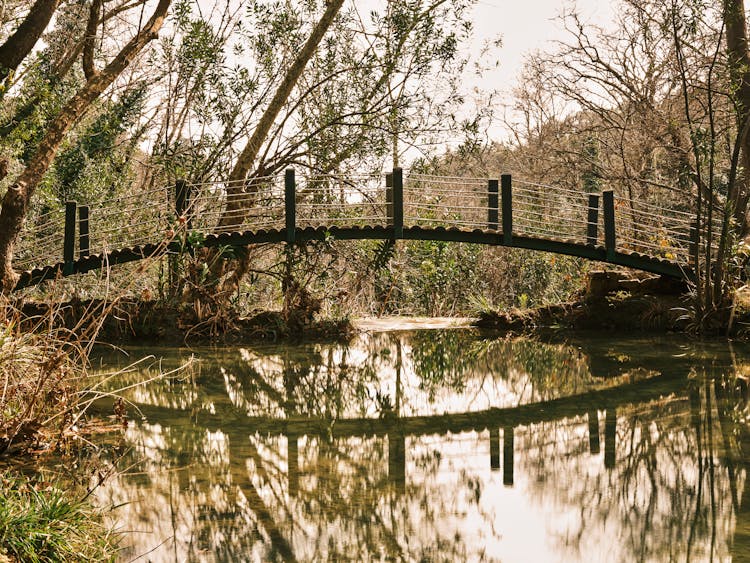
[
  {"x1": 0, "y1": 301, "x2": 120, "y2": 561},
  {"x1": 0, "y1": 472, "x2": 117, "y2": 562},
  {"x1": 0, "y1": 304, "x2": 93, "y2": 455}
]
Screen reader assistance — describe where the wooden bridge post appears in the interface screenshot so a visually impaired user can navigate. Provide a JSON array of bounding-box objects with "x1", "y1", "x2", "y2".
[
  {"x1": 586, "y1": 194, "x2": 599, "y2": 246},
  {"x1": 78, "y1": 205, "x2": 89, "y2": 258},
  {"x1": 285, "y1": 168, "x2": 296, "y2": 244},
  {"x1": 63, "y1": 201, "x2": 77, "y2": 275},
  {"x1": 392, "y1": 168, "x2": 403, "y2": 239},
  {"x1": 385, "y1": 172, "x2": 394, "y2": 226},
  {"x1": 603, "y1": 190, "x2": 616, "y2": 260},
  {"x1": 175, "y1": 179, "x2": 193, "y2": 229},
  {"x1": 488, "y1": 179, "x2": 499, "y2": 230},
  {"x1": 501, "y1": 174, "x2": 512, "y2": 244}
]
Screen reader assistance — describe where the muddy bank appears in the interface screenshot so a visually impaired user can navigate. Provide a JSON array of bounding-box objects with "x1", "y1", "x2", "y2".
[
  {"x1": 14, "y1": 298, "x2": 356, "y2": 345},
  {"x1": 473, "y1": 271, "x2": 698, "y2": 334}
]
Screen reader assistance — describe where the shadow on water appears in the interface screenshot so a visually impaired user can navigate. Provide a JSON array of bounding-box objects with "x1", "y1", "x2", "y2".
[{"x1": 92, "y1": 331, "x2": 750, "y2": 562}]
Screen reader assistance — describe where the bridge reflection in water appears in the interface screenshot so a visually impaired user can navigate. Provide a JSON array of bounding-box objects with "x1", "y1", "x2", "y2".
[{"x1": 94, "y1": 332, "x2": 750, "y2": 562}]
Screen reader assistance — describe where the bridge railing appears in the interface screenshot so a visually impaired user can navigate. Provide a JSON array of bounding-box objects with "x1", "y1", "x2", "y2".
[
  {"x1": 295, "y1": 172, "x2": 387, "y2": 228},
  {"x1": 403, "y1": 173, "x2": 488, "y2": 231},
  {"x1": 610, "y1": 187, "x2": 725, "y2": 266},
  {"x1": 614, "y1": 197, "x2": 693, "y2": 264},
  {"x1": 13, "y1": 167, "x2": 719, "y2": 282},
  {"x1": 14, "y1": 206, "x2": 66, "y2": 271},
  {"x1": 512, "y1": 179, "x2": 599, "y2": 244},
  {"x1": 186, "y1": 175, "x2": 286, "y2": 233},
  {"x1": 87, "y1": 185, "x2": 169, "y2": 253}
]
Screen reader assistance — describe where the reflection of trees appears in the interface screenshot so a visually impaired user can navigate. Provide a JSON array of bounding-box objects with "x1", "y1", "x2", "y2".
[
  {"x1": 514, "y1": 367, "x2": 750, "y2": 562},
  {"x1": 409, "y1": 331, "x2": 599, "y2": 404},
  {"x1": 94, "y1": 335, "x2": 750, "y2": 561}
]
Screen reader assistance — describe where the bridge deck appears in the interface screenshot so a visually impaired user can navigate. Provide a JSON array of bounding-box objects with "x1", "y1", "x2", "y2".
[{"x1": 14, "y1": 225, "x2": 686, "y2": 290}]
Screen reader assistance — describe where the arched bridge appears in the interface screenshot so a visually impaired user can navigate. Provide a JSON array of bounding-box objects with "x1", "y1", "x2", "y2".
[{"x1": 13, "y1": 169, "x2": 701, "y2": 290}]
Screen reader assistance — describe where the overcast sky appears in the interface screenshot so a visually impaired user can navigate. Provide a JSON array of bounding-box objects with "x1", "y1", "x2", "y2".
[
  {"x1": 466, "y1": 0, "x2": 616, "y2": 140},
  {"x1": 470, "y1": 1, "x2": 615, "y2": 87}
]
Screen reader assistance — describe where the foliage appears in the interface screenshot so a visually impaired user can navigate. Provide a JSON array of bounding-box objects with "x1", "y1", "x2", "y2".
[
  {"x1": 47, "y1": 85, "x2": 147, "y2": 204},
  {"x1": 149, "y1": 0, "x2": 484, "y2": 183},
  {"x1": 383, "y1": 240, "x2": 484, "y2": 316}
]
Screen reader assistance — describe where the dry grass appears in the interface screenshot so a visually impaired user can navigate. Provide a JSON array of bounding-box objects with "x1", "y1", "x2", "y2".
[{"x1": 0, "y1": 313, "x2": 84, "y2": 455}]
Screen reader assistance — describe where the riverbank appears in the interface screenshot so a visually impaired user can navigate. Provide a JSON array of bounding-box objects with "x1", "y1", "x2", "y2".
[
  {"x1": 474, "y1": 292, "x2": 690, "y2": 333},
  {"x1": 13, "y1": 269, "x2": 747, "y2": 345},
  {"x1": 472, "y1": 270, "x2": 723, "y2": 335},
  {"x1": 0, "y1": 314, "x2": 120, "y2": 562},
  {"x1": 16, "y1": 298, "x2": 357, "y2": 345}
]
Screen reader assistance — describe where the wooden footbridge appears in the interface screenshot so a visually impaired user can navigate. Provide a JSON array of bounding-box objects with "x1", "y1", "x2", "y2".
[{"x1": 13, "y1": 169, "x2": 702, "y2": 290}]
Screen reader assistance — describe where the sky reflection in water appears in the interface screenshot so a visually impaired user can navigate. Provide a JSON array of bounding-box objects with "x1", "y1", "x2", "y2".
[{"x1": 92, "y1": 330, "x2": 750, "y2": 562}]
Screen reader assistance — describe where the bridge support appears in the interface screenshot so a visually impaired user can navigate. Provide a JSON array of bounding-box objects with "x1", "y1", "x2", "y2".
[
  {"x1": 285, "y1": 169, "x2": 296, "y2": 244},
  {"x1": 175, "y1": 179, "x2": 192, "y2": 229},
  {"x1": 603, "y1": 190, "x2": 616, "y2": 260},
  {"x1": 63, "y1": 201, "x2": 77, "y2": 275},
  {"x1": 501, "y1": 174, "x2": 512, "y2": 244},
  {"x1": 386, "y1": 168, "x2": 403, "y2": 239}
]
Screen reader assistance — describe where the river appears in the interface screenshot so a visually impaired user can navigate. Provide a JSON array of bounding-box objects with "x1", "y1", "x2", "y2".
[{"x1": 89, "y1": 324, "x2": 750, "y2": 562}]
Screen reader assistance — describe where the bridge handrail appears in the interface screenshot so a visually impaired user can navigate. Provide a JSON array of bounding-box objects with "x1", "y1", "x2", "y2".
[{"x1": 12, "y1": 167, "x2": 721, "y2": 288}]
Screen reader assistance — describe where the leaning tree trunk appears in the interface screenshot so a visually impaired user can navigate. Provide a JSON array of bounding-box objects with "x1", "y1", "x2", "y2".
[
  {"x1": 724, "y1": 0, "x2": 750, "y2": 234},
  {"x1": 203, "y1": 0, "x2": 344, "y2": 296},
  {"x1": 0, "y1": 0, "x2": 60, "y2": 86},
  {"x1": 0, "y1": 0, "x2": 172, "y2": 293},
  {"x1": 218, "y1": 0, "x2": 345, "y2": 231}
]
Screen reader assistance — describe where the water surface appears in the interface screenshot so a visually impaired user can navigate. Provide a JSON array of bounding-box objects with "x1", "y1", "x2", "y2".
[{"x1": 92, "y1": 329, "x2": 750, "y2": 562}]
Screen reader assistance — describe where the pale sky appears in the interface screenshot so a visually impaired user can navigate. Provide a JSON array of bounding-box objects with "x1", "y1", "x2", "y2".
[
  {"x1": 467, "y1": 1, "x2": 617, "y2": 140},
  {"x1": 469, "y1": 1, "x2": 616, "y2": 87}
]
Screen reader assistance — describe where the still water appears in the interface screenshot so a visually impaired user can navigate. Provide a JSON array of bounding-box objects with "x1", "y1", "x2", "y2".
[{"x1": 91, "y1": 326, "x2": 750, "y2": 562}]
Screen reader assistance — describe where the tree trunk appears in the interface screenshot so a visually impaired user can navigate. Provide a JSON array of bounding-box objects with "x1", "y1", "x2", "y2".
[
  {"x1": 0, "y1": 0, "x2": 60, "y2": 85},
  {"x1": 219, "y1": 0, "x2": 345, "y2": 230},
  {"x1": 0, "y1": 0, "x2": 172, "y2": 292},
  {"x1": 723, "y1": 0, "x2": 750, "y2": 233}
]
